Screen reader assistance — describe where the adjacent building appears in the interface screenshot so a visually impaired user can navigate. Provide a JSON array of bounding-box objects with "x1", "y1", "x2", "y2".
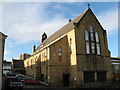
[
  {"x1": 0, "y1": 32, "x2": 7, "y2": 90},
  {"x1": 24, "y1": 7, "x2": 113, "y2": 87},
  {"x1": 2, "y1": 60, "x2": 11, "y2": 75},
  {"x1": 19, "y1": 53, "x2": 31, "y2": 60},
  {"x1": 111, "y1": 57, "x2": 120, "y2": 80},
  {"x1": 11, "y1": 59, "x2": 25, "y2": 74}
]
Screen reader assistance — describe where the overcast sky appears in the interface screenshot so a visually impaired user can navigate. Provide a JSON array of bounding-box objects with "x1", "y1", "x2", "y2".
[{"x1": 1, "y1": 2, "x2": 118, "y2": 61}]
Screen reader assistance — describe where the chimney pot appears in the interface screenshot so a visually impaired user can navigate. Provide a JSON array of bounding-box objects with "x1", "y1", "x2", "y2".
[{"x1": 69, "y1": 19, "x2": 71, "y2": 23}]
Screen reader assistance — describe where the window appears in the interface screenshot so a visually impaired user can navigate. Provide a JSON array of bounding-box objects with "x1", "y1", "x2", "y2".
[
  {"x1": 95, "y1": 32, "x2": 99, "y2": 42},
  {"x1": 96, "y1": 44, "x2": 100, "y2": 55},
  {"x1": 58, "y1": 48, "x2": 62, "y2": 61},
  {"x1": 84, "y1": 71, "x2": 95, "y2": 83},
  {"x1": 44, "y1": 52, "x2": 46, "y2": 57},
  {"x1": 58, "y1": 48, "x2": 62, "y2": 56},
  {"x1": 91, "y1": 43, "x2": 95, "y2": 54},
  {"x1": 90, "y1": 26, "x2": 94, "y2": 41},
  {"x1": 86, "y1": 43, "x2": 90, "y2": 54},
  {"x1": 31, "y1": 59, "x2": 33, "y2": 68},
  {"x1": 84, "y1": 25, "x2": 101, "y2": 55},
  {"x1": 85, "y1": 30, "x2": 89, "y2": 41},
  {"x1": 90, "y1": 26, "x2": 94, "y2": 32},
  {"x1": 97, "y1": 71, "x2": 107, "y2": 82}
]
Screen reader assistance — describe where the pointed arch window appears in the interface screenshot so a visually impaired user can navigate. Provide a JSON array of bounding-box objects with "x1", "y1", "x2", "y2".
[
  {"x1": 85, "y1": 30, "x2": 90, "y2": 54},
  {"x1": 91, "y1": 43, "x2": 95, "y2": 54},
  {"x1": 86, "y1": 43, "x2": 90, "y2": 54},
  {"x1": 95, "y1": 32, "x2": 99, "y2": 42},
  {"x1": 95, "y1": 32, "x2": 101, "y2": 55},
  {"x1": 96, "y1": 44, "x2": 100, "y2": 55},
  {"x1": 84, "y1": 25, "x2": 101, "y2": 55},
  {"x1": 58, "y1": 48, "x2": 62, "y2": 56},
  {"x1": 85, "y1": 30, "x2": 89, "y2": 41},
  {"x1": 90, "y1": 26, "x2": 94, "y2": 41}
]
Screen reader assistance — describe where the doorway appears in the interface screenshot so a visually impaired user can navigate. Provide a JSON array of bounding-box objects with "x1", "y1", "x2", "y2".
[{"x1": 63, "y1": 74, "x2": 70, "y2": 87}]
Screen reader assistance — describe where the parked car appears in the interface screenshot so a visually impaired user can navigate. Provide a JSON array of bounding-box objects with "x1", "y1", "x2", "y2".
[
  {"x1": 16, "y1": 74, "x2": 29, "y2": 81},
  {"x1": 5, "y1": 76, "x2": 23, "y2": 90},
  {"x1": 20, "y1": 80, "x2": 49, "y2": 86}
]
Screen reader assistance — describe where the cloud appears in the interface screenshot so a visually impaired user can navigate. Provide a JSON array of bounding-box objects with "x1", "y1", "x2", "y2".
[
  {"x1": 97, "y1": 8, "x2": 118, "y2": 35},
  {"x1": 4, "y1": 50, "x2": 12, "y2": 56},
  {"x1": 2, "y1": 2, "x2": 68, "y2": 44},
  {"x1": 2, "y1": 2, "x2": 118, "y2": 45}
]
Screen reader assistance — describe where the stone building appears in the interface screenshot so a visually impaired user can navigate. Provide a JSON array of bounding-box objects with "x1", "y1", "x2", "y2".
[
  {"x1": 3, "y1": 60, "x2": 11, "y2": 75},
  {"x1": 19, "y1": 53, "x2": 31, "y2": 60},
  {"x1": 24, "y1": 7, "x2": 113, "y2": 87},
  {"x1": 0, "y1": 32, "x2": 7, "y2": 90},
  {"x1": 111, "y1": 57, "x2": 120, "y2": 80},
  {"x1": 11, "y1": 59, "x2": 25, "y2": 74}
]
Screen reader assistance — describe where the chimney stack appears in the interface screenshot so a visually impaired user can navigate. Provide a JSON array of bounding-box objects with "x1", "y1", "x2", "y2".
[
  {"x1": 69, "y1": 19, "x2": 71, "y2": 23},
  {"x1": 32, "y1": 45, "x2": 36, "y2": 53},
  {"x1": 41, "y1": 32, "x2": 47, "y2": 43}
]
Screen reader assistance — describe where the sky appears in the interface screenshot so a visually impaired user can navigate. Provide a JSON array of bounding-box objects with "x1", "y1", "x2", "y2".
[{"x1": 0, "y1": 2, "x2": 118, "y2": 62}]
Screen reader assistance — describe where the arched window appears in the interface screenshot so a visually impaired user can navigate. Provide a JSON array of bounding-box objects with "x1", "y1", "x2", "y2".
[
  {"x1": 86, "y1": 43, "x2": 90, "y2": 54},
  {"x1": 90, "y1": 26, "x2": 94, "y2": 41},
  {"x1": 95, "y1": 32, "x2": 101, "y2": 55},
  {"x1": 31, "y1": 59, "x2": 33, "y2": 68},
  {"x1": 96, "y1": 44, "x2": 100, "y2": 55},
  {"x1": 95, "y1": 32, "x2": 99, "y2": 42},
  {"x1": 58, "y1": 48, "x2": 62, "y2": 56},
  {"x1": 91, "y1": 43, "x2": 95, "y2": 54},
  {"x1": 85, "y1": 30, "x2": 89, "y2": 41},
  {"x1": 84, "y1": 26, "x2": 101, "y2": 55}
]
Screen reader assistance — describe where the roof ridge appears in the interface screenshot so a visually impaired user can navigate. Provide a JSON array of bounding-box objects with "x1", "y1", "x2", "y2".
[{"x1": 36, "y1": 8, "x2": 90, "y2": 51}]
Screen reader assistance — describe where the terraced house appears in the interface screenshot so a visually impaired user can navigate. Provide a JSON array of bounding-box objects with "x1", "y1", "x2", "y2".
[
  {"x1": 24, "y1": 7, "x2": 113, "y2": 87},
  {"x1": 0, "y1": 32, "x2": 7, "y2": 90}
]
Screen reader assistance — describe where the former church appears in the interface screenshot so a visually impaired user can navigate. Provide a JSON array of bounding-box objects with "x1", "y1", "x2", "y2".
[{"x1": 24, "y1": 7, "x2": 113, "y2": 87}]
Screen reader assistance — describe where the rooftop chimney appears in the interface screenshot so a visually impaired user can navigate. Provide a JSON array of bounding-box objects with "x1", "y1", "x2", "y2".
[
  {"x1": 69, "y1": 19, "x2": 71, "y2": 23},
  {"x1": 32, "y1": 45, "x2": 36, "y2": 53},
  {"x1": 41, "y1": 32, "x2": 47, "y2": 42}
]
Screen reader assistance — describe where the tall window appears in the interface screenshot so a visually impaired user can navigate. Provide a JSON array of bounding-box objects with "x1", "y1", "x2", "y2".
[
  {"x1": 86, "y1": 43, "x2": 90, "y2": 54},
  {"x1": 95, "y1": 32, "x2": 99, "y2": 42},
  {"x1": 58, "y1": 48, "x2": 62, "y2": 61},
  {"x1": 31, "y1": 59, "x2": 33, "y2": 68},
  {"x1": 85, "y1": 30, "x2": 90, "y2": 54},
  {"x1": 85, "y1": 30, "x2": 89, "y2": 41},
  {"x1": 84, "y1": 26, "x2": 101, "y2": 55},
  {"x1": 90, "y1": 26, "x2": 94, "y2": 41},
  {"x1": 95, "y1": 32, "x2": 101, "y2": 55},
  {"x1": 58, "y1": 48, "x2": 62, "y2": 56},
  {"x1": 91, "y1": 43, "x2": 95, "y2": 54}
]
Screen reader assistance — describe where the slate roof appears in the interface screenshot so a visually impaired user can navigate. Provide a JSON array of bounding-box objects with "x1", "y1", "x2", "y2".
[{"x1": 36, "y1": 8, "x2": 90, "y2": 51}]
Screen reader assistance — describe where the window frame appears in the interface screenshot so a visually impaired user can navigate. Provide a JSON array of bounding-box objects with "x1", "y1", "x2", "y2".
[{"x1": 84, "y1": 26, "x2": 101, "y2": 55}]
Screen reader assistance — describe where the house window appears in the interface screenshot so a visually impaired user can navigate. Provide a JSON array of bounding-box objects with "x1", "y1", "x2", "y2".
[
  {"x1": 95, "y1": 32, "x2": 101, "y2": 55},
  {"x1": 96, "y1": 44, "x2": 100, "y2": 55},
  {"x1": 31, "y1": 59, "x2": 33, "y2": 68},
  {"x1": 58, "y1": 48, "x2": 62, "y2": 56},
  {"x1": 84, "y1": 25, "x2": 101, "y2": 55},
  {"x1": 90, "y1": 26, "x2": 94, "y2": 41},
  {"x1": 84, "y1": 71, "x2": 95, "y2": 83},
  {"x1": 91, "y1": 43, "x2": 95, "y2": 54},
  {"x1": 95, "y1": 32, "x2": 99, "y2": 42},
  {"x1": 58, "y1": 48, "x2": 62, "y2": 61},
  {"x1": 85, "y1": 30, "x2": 89, "y2": 41},
  {"x1": 97, "y1": 71, "x2": 107, "y2": 82},
  {"x1": 86, "y1": 43, "x2": 90, "y2": 54}
]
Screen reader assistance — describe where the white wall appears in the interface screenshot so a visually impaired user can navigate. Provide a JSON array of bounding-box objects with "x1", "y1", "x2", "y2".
[
  {"x1": 0, "y1": 33, "x2": 2, "y2": 90},
  {"x1": 3, "y1": 64, "x2": 11, "y2": 75},
  {"x1": 0, "y1": 33, "x2": 7, "y2": 90}
]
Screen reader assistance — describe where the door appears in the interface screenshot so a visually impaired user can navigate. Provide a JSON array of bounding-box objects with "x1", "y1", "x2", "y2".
[{"x1": 63, "y1": 74, "x2": 70, "y2": 87}]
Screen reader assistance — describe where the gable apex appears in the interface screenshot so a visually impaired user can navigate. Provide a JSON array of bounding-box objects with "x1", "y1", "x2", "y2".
[{"x1": 77, "y1": 7, "x2": 105, "y2": 31}]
